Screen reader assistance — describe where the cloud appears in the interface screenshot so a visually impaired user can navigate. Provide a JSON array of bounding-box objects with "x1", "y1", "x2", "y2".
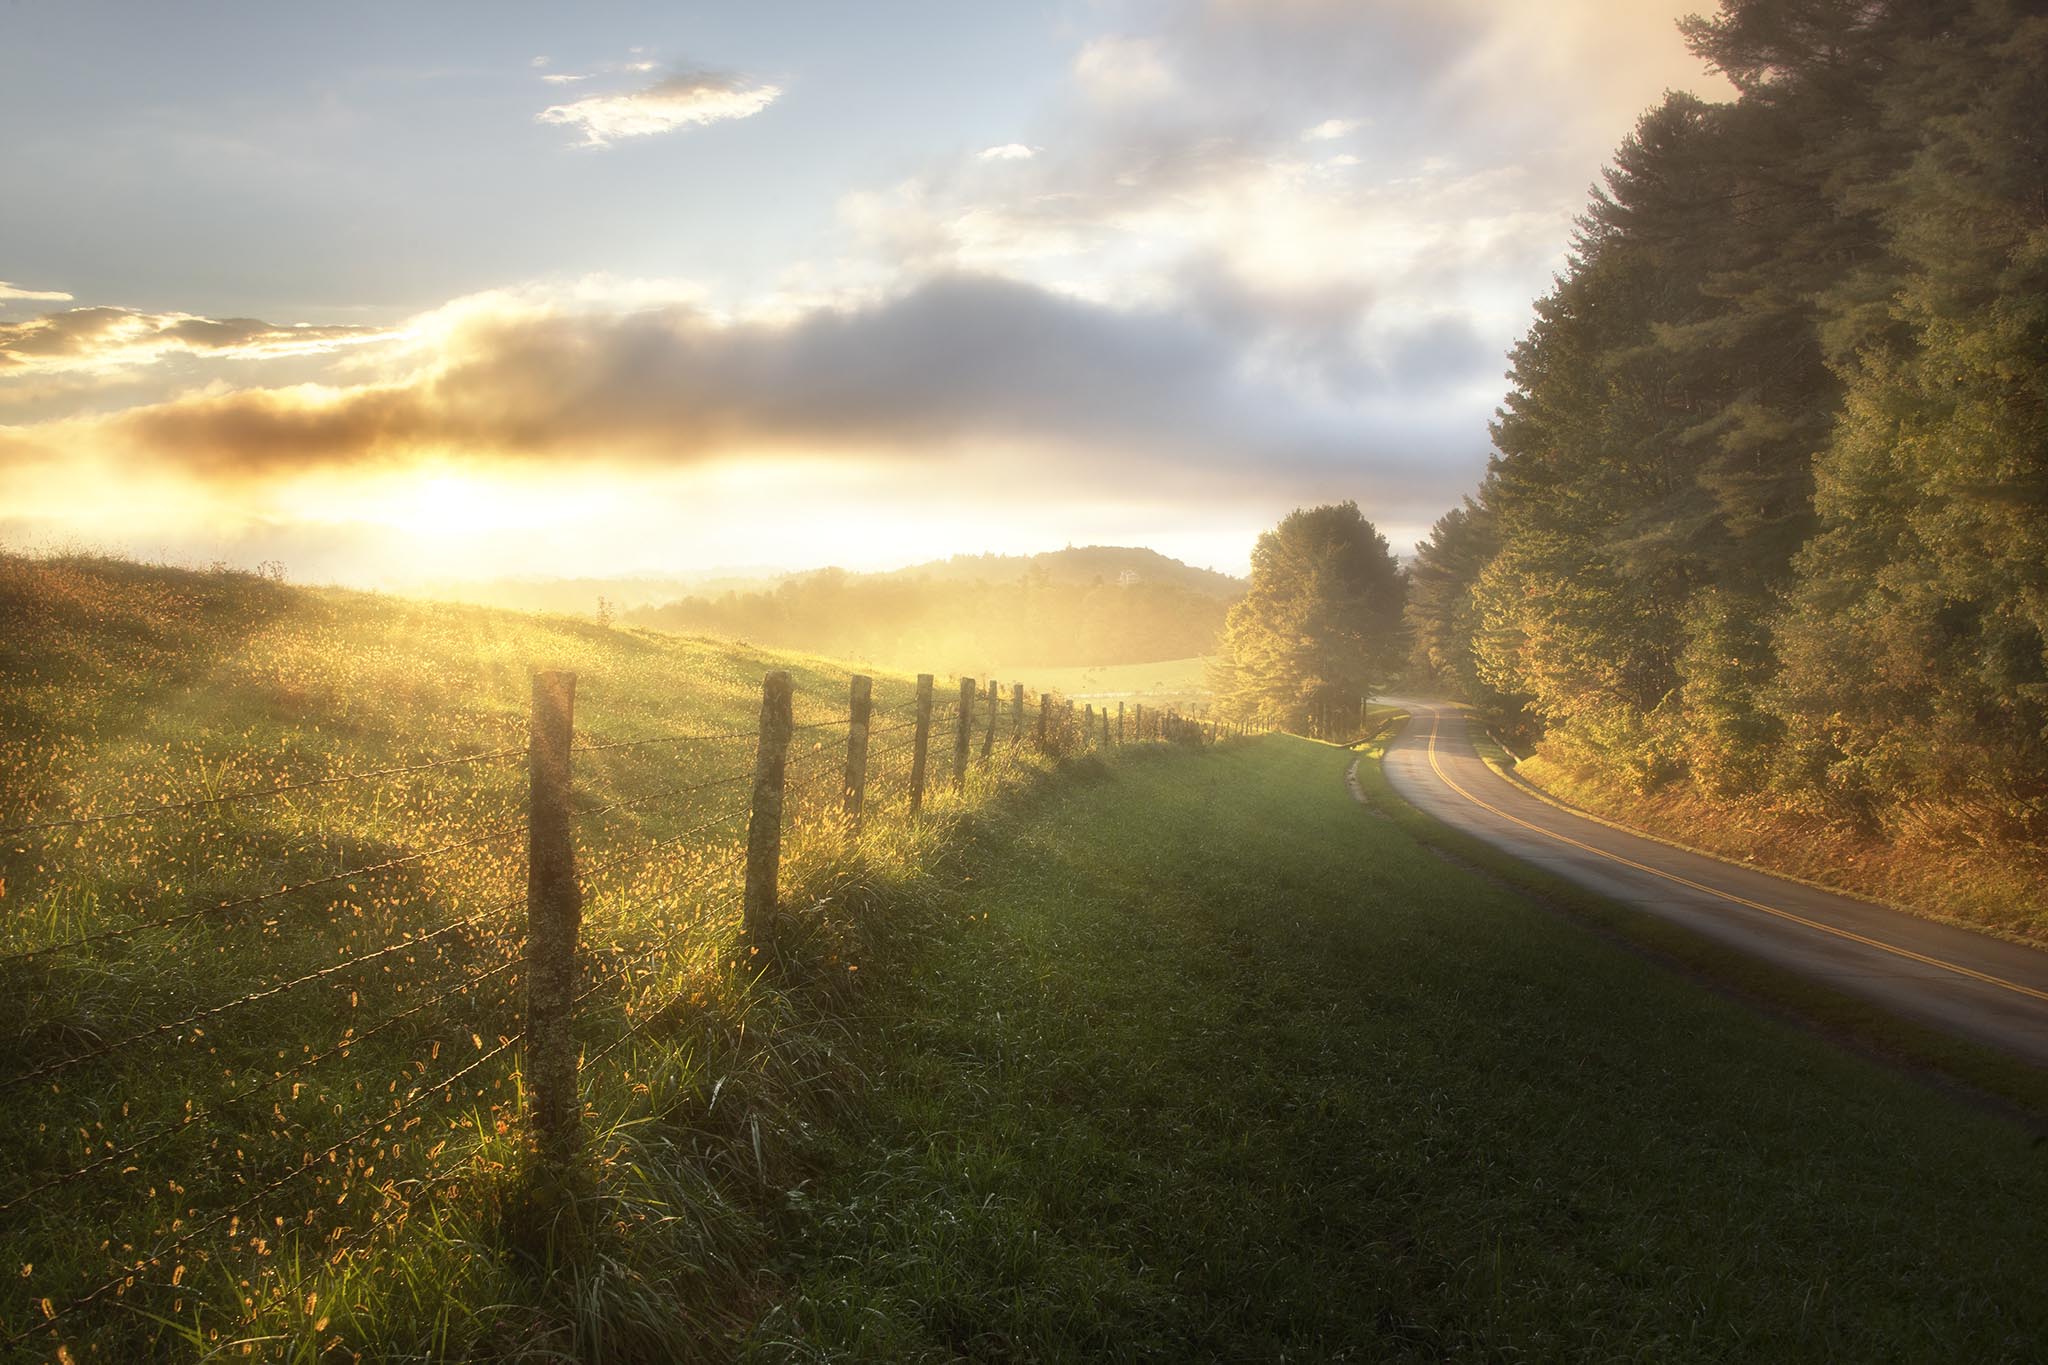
[
  {"x1": 1072, "y1": 36, "x2": 1176, "y2": 104},
  {"x1": 0, "y1": 0, "x2": 1732, "y2": 572},
  {"x1": 537, "y1": 67, "x2": 780, "y2": 147},
  {"x1": 0, "y1": 275, "x2": 1473, "y2": 528},
  {"x1": 826, "y1": 0, "x2": 1724, "y2": 471},
  {"x1": 1301, "y1": 118, "x2": 1360, "y2": 141},
  {"x1": 0, "y1": 282, "x2": 74, "y2": 304},
  {"x1": 0, "y1": 306, "x2": 394, "y2": 376}
]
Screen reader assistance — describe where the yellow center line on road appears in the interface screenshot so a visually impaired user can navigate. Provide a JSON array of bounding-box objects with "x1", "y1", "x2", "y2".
[{"x1": 1418, "y1": 710, "x2": 2048, "y2": 1007}]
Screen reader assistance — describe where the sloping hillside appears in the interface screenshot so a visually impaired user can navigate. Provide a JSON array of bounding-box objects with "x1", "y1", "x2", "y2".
[{"x1": 0, "y1": 552, "x2": 1083, "y2": 1360}]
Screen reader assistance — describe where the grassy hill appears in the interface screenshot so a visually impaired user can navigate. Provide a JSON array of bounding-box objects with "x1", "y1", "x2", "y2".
[{"x1": 0, "y1": 552, "x2": 1116, "y2": 1361}]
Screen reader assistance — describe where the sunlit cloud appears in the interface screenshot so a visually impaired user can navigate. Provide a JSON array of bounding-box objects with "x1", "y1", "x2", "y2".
[
  {"x1": 977, "y1": 143, "x2": 1037, "y2": 161},
  {"x1": 0, "y1": 281, "x2": 74, "y2": 303},
  {"x1": 0, "y1": 306, "x2": 397, "y2": 377},
  {"x1": 0, "y1": 274, "x2": 1470, "y2": 534},
  {"x1": 537, "y1": 67, "x2": 780, "y2": 147}
]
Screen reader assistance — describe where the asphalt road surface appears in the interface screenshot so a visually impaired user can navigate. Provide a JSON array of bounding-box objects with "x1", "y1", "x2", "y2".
[{"x1": 1378, "y1": 699, "x2": 2048, "y2": 1068}]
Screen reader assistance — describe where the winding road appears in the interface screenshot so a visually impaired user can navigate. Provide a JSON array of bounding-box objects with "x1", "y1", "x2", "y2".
[{"x1": 1378, "y1": 699, "x2": 2048, "y2": 1068}]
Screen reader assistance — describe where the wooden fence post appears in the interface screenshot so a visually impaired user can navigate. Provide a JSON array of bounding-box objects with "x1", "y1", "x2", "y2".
[
  {"x1": 909, "y1": 673, "x2": 934, "y2": 817},
  {"x1": 526, "y1": 669, "x2": 582, "y2": 1164},
  {"x1": 1011, "y1": 681, "x2": 1024, "y2": 742},
  {"x1": 981, "y1": 678, "x2": 997, "y2": 761},
  {"x1": 953, "y1": 676, "x2": 974, "y2": 791},
  {"x1": 1083, "y1": 703, "x2": 1094, "y2": 749},
  {"x1": 843, "y1": 673, "x2": 872, "y2": 833},
  {"x1": 744, "y1": 670, "x2": 793, "y2": 942},
  {"x1": 1117, "y1": 701, "x2": 1125, "y2": 743},
  {"x1": 1038, "y1": 693, "x2": 1051, "y2": 748},
  {"x1": 1134, "y1": 702, "x2": 1144, "y2": 741},
  {"x1": 1102, "y1": 707, "x2": 1110, "y2": 746}
]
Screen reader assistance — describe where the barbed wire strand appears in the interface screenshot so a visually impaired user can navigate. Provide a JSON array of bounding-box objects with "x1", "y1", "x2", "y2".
[
  {"x1": 584, "y1": 892, "x2": 745, "y2": 1069},
  {"x1": 574, "y1": 806, "x2": 749, "y2": 887},
  {"x1": 0, "y1": 747, "x2": 527, "y2": 840},
  {"x1": 2, "y1": 902, "x2": 514, "y2": 1094},
  {"x1": 587, "y1": 859, "x2": 748, "y2": 959},
  {"x1": 0, "y1": 952, "x2": 524, "y2": 1215},
  {"x1": 3, "y1": 1034, "x2": 523, "y2": 1352},
  {"x1": 569, "y1": 727, "x2": 756, "y2": 756},
  {"x1": 0, "y1": 816, "x2": 528, "y2": 967},
  {"x1": 570, "y1": 768, "x2": 752, "y2": 827}
]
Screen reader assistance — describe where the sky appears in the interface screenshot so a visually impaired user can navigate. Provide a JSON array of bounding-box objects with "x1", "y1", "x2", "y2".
[{"x1": 0, "y1": 0, "x2": 1731, "y2": 585}]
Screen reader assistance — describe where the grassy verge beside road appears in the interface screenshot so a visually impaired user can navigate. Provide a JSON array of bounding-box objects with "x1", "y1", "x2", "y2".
[{"x1": 756, "y1": 734, "x2": 2048, "y2": 1361}]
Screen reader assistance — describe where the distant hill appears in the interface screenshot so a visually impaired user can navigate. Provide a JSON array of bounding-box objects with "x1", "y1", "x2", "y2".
[
  {"x1": 409, "y1": 548, "x2": 1241, "y2": 621},
  {"x1": 628, "y1": 545, "x2": 1242, "y2": 672},
  {"x1": 873, "y1": 546, "x2": 1245, "y2": 599}
]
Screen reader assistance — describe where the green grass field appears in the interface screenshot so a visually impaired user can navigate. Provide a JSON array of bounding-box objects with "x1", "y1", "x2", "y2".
[
  {"x1": 753, "y1": 735, "x2": 2048, "y2": 1361},
  {"x1": 0, "y1": 554, "x2": 1121, "y2": 1361},
  {"x1": 7, "y1": 555, "x2": 2047, "y2": 1361}
]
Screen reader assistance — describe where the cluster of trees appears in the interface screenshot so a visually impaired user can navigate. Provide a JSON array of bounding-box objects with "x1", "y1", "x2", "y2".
[
  {"x1": 630, "y1": 565, "x2": 1232, "y2": 669},
  {"x1": 1408, "y1": 0, "x2": 2047, "y2": 841}
]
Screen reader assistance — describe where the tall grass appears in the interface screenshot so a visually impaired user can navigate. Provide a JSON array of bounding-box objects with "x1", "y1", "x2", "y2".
[{"x1": 0, "y1": 553, "x2": 1141, "y2": 1360}]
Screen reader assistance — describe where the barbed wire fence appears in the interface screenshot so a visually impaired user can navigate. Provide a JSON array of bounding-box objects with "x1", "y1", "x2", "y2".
[{"x1": 0, "y1": 666, "x2": 1261, "y2": 1353}]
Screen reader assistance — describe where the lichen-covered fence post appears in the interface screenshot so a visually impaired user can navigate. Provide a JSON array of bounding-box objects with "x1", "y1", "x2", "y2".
[
  {"x1": 843, "y1": 673, "x2": 872, "y2": 834},
  {"x1": 1037, "y1": 692, "x2": 1051, "y2": 749},
  {"x1": 953, "y1": 676, "x2": 974, "y2": 791},
  {"x1": 1083, "y1": 703, "x2": 1094, "y2": 750},
  {"x1": 909, "y1": 673, "x2": 934, "y2": 818},
  {"x1": 1011, "y1": 681, "x2": 1025, "y2": 742},
  {"x1": 744, "y1": 670, "x2": 793, "y2": 942},
  {"x1": 525, "y1": 669, "x2": 582, "y2": 1166},
  {"x1": 1117, "y1": 701, "x2": 1125, "y2": 743}
]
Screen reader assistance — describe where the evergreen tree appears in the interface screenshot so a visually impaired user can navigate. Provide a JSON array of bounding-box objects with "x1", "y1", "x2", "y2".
[
  {"x1": 1772, "y1": 1, "x2": 2048, "y2": 836},
  {"x1": 1417, "y1": 0, "x2": 2047, "y2": 841}
]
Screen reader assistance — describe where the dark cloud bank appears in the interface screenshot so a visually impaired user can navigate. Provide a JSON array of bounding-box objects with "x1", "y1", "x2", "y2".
[{"x1": 78, "y1": 273, "x2": 1492, "y2": 519}]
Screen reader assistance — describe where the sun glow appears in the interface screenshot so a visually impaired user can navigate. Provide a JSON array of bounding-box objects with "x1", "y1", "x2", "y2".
[{"x1": 386, "y1": 473, "x2": 541, "y2": 536}]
